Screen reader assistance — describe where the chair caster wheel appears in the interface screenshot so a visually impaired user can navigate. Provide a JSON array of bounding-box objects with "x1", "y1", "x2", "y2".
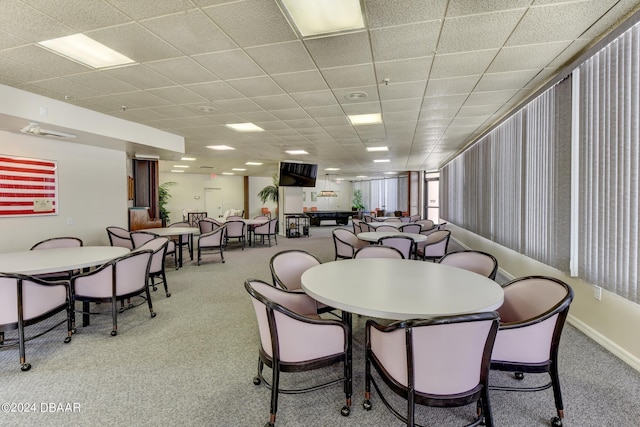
[
  {"x1": 166, "y1": 292, "x2": 171, "y2": 297},
  {"x1": 71, "y1": 328, "x2": 77, "y2": 334},
  {"x1": 363, "y1": 400, "x2": 372, "y2": 411},
  {"x1": 551, "y1": 416, "x2": 563, "y2": 427},
  {"x1": 264, "y1": 422, "x2": 274, "y2": 427},
  {"x1": 110, "y1": 331, "x2": 117, "y2": 336},
  {"x1": 340, "y1": 405, "x2": 350, "y2": 416},
  {"x1": 152, "y1": 286, "x2": 157, "y2": 291},
  {"x1": 514, "y1": 372, "x2": 524, "y2": 380},
  {"x1": 150, "y1": 312, "x2": 157, "y2": 318},
  {"x1": 21, "y1": 363, "x2": 31, "y2": 371},
  {"x1": 253, "y1": 377, "x2": 261, "y2": 385},
  {"x1": 64, "y1": 336, "x2": 72, "y2": 344}
]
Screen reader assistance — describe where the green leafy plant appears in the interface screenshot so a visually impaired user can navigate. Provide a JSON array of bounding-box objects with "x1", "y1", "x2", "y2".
[
  {"x1": 258, "y1": 173, "x2": 279, "y2": 204},
  {"x1": 352, "y1": 189, "x2": 365, "y2": 210},
  {"x1": 159, "y1": 181, "x2": 176, "y2": 223}
]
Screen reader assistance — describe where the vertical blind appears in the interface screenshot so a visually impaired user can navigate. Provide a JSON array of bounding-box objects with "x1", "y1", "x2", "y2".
[
  {"x1": 441, "y1": 16, "x2": 640, "y2": 303},
  {"x1": 578, "y1": 23, "x2": 640, "y2": 302}
]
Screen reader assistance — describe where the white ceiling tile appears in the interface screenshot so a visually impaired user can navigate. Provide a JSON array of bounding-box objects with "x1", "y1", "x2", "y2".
[
  {"x1": 215, "y1": 98, "x2": 264, "y2": 114},
  {"x1": 147, "y1": 86, "x2": 209, "y2": 104},
  {"x1": 227, "y1": 76, "x2": 285, "y2": 98},
  {"x1": 106, "y1": 0, "x2": 196, "y2": 20},
  {"x1": 145, "y1": 57, "x2": 219, "y2": 85},
  {"x1": 65, "y1": 72, "x2": 138, "y2": 95},
  {"x1": 193, "y1": 49, "x2": 265, "y2": 80},
  {"x1": 2, "y1": 45, "x2": 90, "y2": 76},
  {"x1": 272, "y1": 71, "x2": 329, "y2": 93},
  {"x1": 304, "y1": 32, "x2": 372, "y2": 68},
  {"x1": 430, "y1": 49, "x2": 499, "y2": 78},
  {"x1": 475, "y1": 69, "x2": 542, "y2": 92},
  {"x1": 425, "y1": 75, "x2": 481, "y2": 97},
  {"x1": 185, "y1": 81, "x2": 244, "y2": 101},
  {"x1": 379, "y1": 81, "x2": 427, "y2": 101},
  {"x1": 0, "y1": 0, "x2": 73, "y2": 41},
  {"x1": 370, "y1": 21, "x2": 441, "y2": 62},
  {"x1": 104, "y1": 64, "x2": 176, "y2": 90},
  {"x1": 446, "y1": 0, "x2": 533, "y2": 17},
  {"x1": 366, "y1": 0, "x2": 448, "y2": 28},
  {"x1": 21, "y1": 0, "x2": 130, "y2": 31},
  {"x1": 374, "y1": 57, "x2": 433, "y2": 83},
  {"x1": 488, "y1": 41, "x2": 572, "y2": 73},
  {"x1": 251, "y1": 94, "x2": 299, "y2": 110},
  {"x1": 245, "y1": 41, "x2": 315, "y2": 74},
  {"x1": 290, "y1": 90, "x2": 339, "y2": 108},
  {"x1": 320, "y1": 64, "x2": 377, "y2": 89}
]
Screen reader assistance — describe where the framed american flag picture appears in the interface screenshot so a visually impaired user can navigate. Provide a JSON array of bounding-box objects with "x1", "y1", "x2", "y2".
[{"x1": 0, "y1": 155, "x2": 58, "y2": 217}]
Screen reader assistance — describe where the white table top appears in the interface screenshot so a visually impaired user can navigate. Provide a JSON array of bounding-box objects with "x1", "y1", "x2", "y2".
[
  {"x1": 0, "y1": 246, "x2": 130, "y2": 275},
  {"x1": 224, "y1": 218, "x2": 269, "y2": 225},
  {"x1": 367, "y1": 221, "x2": 404, "y2": 229},
  {"x1": 357, "y1": 231, "x2": 427, "y2": 243},
  {"x1": 138, "y1": 227, "x2": 200, "y2": 236},
  {"x1": 301, "y1": 259, "x2": 504, "y2": 320}
]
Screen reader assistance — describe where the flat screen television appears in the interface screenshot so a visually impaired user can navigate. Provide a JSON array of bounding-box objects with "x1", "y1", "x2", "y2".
[{"x1": 278, "y1": 161, "x2": 318, "y2": 187}]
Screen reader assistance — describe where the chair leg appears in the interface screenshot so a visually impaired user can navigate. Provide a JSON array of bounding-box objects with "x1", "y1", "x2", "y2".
[
  {"x1": 162, "y1": 271, "x2": 171, "y2": 298},
  {"x1": 268, "y1": 360, "x2": 281, "y2": 427},
  {"x1": 145, "y1": 284, "x2": 156, "y2": 319},
  {"x1": 17, "y1": 319, "x2": 30, "y2": 371},
  {"x1": 110, "y1": 298, "x2": 118, "y2": 336},
  {"x1": 550, "y1": 361, "x2": 565, "y2": 425}
]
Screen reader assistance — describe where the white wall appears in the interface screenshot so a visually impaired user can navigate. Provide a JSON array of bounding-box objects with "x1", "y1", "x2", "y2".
[
  {"x1": 159, "y1": 172, "x2": 244, "y2": 223},
  {"x1": 0, "y1": 130, "x2": 127, "y2": 252},
  {"x1": 301, "y1": 179, "x2": 352, "y2": 211},
  {"x1": 249, "y1": 176, "x2": 277, "y2": 218},
  {"x1": 448, "y1": 222, "x2": 640, "y2": 371}
]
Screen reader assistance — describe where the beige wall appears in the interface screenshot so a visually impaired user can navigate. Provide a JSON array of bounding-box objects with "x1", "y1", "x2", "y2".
[
  {"x1": 0, "y1": 130, "x2": 128, "y2": 252},
  {"x1": 448, "y1": 223, "x2": 640, "y2": 371}
]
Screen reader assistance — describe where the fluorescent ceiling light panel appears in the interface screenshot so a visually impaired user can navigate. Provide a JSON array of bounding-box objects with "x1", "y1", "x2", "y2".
[
  {"x1": 356, "y1": 175, "x2": 368, "y2": 178},
  {"x1": 325, "y1": 167, "x2": 340, "y2": 171},
  {"x1": 366, "y1": 146, "x2": 388, "y2": 152},
  {"x1": 207, "y1": 145, "x2": 235, "y2": 151},
  {"x1": 245, "y1": 162, "x2": 263, "y2": 166},
  {"x1": 38, "y1": 34, "x2": 134, "y2": 69},
  {"x1": 181, "y1": 157, "x2": 196, "y2": 161},
  {"x1": 349, "y1": 113, "x2": 382, "y2": 125},
  {"x1": 374, "y1": 159, "x2": 390, "y2": 163},
  {"x1": 232, "y1": 168, "x2": 246, "y2": 171},
  {"x1": 384, "y1": 171, "x2": 397, "y2": 174},
  {"x1": 171, "y1": 170, "x2": 184, "y2": 173},
  {"x1": 225, "y1": 123, "x2": 264, "y2": 132},
  {"x1": 285, "y1": 150, "x2": 308, "y2": 155},
  {"x1": 280, "y1": 0, "x2": 364, "y2": 37},
  {"x1": 173, "y1": 165, "x2": 189, "y2": 168},
  {"x1": 222, "y1": 172, "x2": 234, "y2": 175}
]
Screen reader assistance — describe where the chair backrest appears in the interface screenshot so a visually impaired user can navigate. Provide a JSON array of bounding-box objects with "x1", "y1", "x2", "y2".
[
  {"x1": 225, "y1": 220, "x2": 245, "y2": 237},
  {"x1": 409, "y1": 215, "x2": 421, "y2": 222},
  {"x1": 375, "y1": 225, "x2": 398, "y2": 232},
  {"x1": 492, "y1": 276, "x2": 573, "y2": 365},
  {"x1": 199, "y1": 218, "x2": 218, "y2": 234},
  {"x1": 332, "y1": 228, "x2": 363, "y2": 259},
  {"x1": 270, "y1": 250, "x2": 321, "y2": 291},
  {"x1": 439, "y1": 250, "x2": 498, "y2": 280},
  {"x1": 30, "y1": 237, "x2": 83, "y2": 250},
  {"x1": 363, "y1": 214, "x2": 374, "y2": 223},
  {"x1": 245, "y1": 279, "x2": 344, "y2": 362},
  {"x1": 134, "y1": 237, "x2": 168, "y2": 274},
  {"x1": 418, "y1": 230, "x2": 451, "y2": 259},
  {"x1": 354, "y1": 245, "x2": 404, "y2": 259},
  {"x1": 377, "y1": 235, "x2": 413, "y2": 259},
  {"x1": 352, "y1": 219, "x2": 363, "y2": 234},
  {"x1": 0, "y1": 273, "x2": 68, "y2": 326},
  {"x1": 199, "y1": 225, "x2": 226, "y2": 247},
  {"x1": 73, "y1": 250, "x2": 152, "y2": 299},
  {"x1": 399, "y1": 223, "x2": 422, "y2": 234},
  {"x1": 255, "y1": 218, "x2": 277, "y2": 234},
  {"x1": 416, "y1": 219, "x2": 435, "y2": 232},
  {"x1": 106, "y1": 226, "x2": 133, "y2": 249},
  {"x1": 168, "y1": 221, "x2": 190, "y2": 244},
  {"x1": 367, "y1": 312, "x2": 499, "y2": 396},
  {"x1": 254, "y1": 215, "x2": 269, "y2": 221},
  {"x1": 130, "y1": 231, "x2": 157, "y2": 249}
]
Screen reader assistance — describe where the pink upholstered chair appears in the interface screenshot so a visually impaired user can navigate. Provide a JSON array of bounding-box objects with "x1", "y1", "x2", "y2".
[
  {"x1": 364, "y1": 312, "x2": 500, "y2": 427},
  {"x1": 490, "y1": 276, "x2": 574, "y2": 427},
  {"x1": 245, "y1": 279, "x2": 351, "y2": 426},
  {"x1": 225, "y1": 219, "x2": 246, "y2": 249},
  {"x1": 332, "y1": 228, "x2": 367, "y2": 260},
  {"x1": 416, "y1": 220, "x2": 435, "y2": 234},
  {"x1": 399, "y1": 223, "x2": 422, "y2": 234},
  {"x1": 71, "y1": 250, "x2": 154, "y2": 336},
  {"x1": 0, "y1": 273, "x2": 73, "y2": 371},
  {"x1": 169, "y1": 221, "x2": 192, "y2": 264},
  {"x1": 352, "y1": 218, "x2": 364, "y2": 234},
  {"x1": 252, "y1": 218, "x2": 278, "y2": 247},
  {"x1": 438, "y1": 250, "x2": 499, "y2": 280},
  {"x1": 197, "y1": 225, "x2": 226, "y2": 265},
  {"x1": 130, "y1": 231, "x2": 157, "y2": 249},
  {"x1": 30, "y1": 236, "x2": 84, "y2": 280},
  {"x1": 354, "y1": 245, "x2": 404, "y2": 259},
  {"x1": 377, "y1": 235, "x2": 414, "y2": 260},
  {"x1": 106, "y1": 226, "x2": 133, "y2": 249},
  {"x1": 198, "y1": 218, "x2": 219, "y2": 234},
  {"x1": 134, "y1": 237, "x2": 170, "y2": 298},
  {"x1": 415, "y1": 230, "x2": 451, "y2": 261}
]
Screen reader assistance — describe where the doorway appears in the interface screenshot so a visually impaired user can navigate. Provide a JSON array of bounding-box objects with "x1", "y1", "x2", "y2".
[
  {"x1": 424, "y1": 172, "x2": 439, "y2": 222},
  {"x1": 204, "y1": 188, "x2": 222, "y2": 219}
]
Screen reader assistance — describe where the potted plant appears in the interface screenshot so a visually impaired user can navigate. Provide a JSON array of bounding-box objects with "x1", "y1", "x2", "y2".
[
  {"x1": 159, "y1": 181, "x2": 176, "y2": 226},
  {"x1": 258, "y1": 173, "x2": 279, "y2": 205},
  {"x1": 352, "y1": 189, "x2": 365, "y2": 219}
]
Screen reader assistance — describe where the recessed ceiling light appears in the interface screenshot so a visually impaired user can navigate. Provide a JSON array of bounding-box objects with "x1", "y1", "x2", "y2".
[
  {"x1": 285, "y1": 150, "x2": 308, "y2": 155},
  {"x1": 345, "y1": 91, "x2": 368, "y2": 101},
  {"x1": 222, "y1": 172, "x2": 234, "y2": 175},
  {"x1": 374, "y1": 159, "x2": 390, "y2": 163},
  {"x1": 225, "y1": 122, "x2": 264, "y2": 132},
  {"x1": 325, "y1": 167, "x2": 340, "y2": 171},
  {"x1": 367, "y1": 146, "x2": 388, "y2": 152},
  {"x1": 232, "y1": 168, "x2": 246, "y2": 171},
  {"x1": 384, "y1": 171, "x2": 397, "y2": 174},
  {"x1": 207, "y1": 145, "x2": 235, "y2": 151},
  {"x1": 173, "y1": 165, "x2": 189, "y2": 168},
  {"x1": 181, "y1": 157, "x2": 196, "y2": 161},
  {"x1": 279, "y1": 0, "x2": 364, "y2": 38},
  {"x1": 38, "y1": 34, "x2": 134, "y2": 69},
  {"x1": 171, "y1": 170, "x2": 184, "y2": 173},
  {"x1": 245, "y1": 162, "x2": 263, "y2": 166},
  {"x1": 348, "y1": 113, "x2": 382, "y2": 125}
]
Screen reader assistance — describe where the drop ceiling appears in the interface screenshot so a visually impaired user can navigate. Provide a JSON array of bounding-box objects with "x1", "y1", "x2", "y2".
[{"x1": 0, "y1": 0, "x2": 638, "y2": 179}]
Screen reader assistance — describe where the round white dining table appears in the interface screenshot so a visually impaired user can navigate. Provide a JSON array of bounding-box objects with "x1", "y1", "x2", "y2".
[
  {"x1": 0, "y1": 246, "x2": 130, "y2": 275},
  {"x1": 301, "y1": 258, "x2": 503, "y2": 320},
  {"x1": 138, "y1": 227, "x2": 199, "y2": 267},
  {"x1": 357, "y1": 231, "x2": 427, "y2": 243}
]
